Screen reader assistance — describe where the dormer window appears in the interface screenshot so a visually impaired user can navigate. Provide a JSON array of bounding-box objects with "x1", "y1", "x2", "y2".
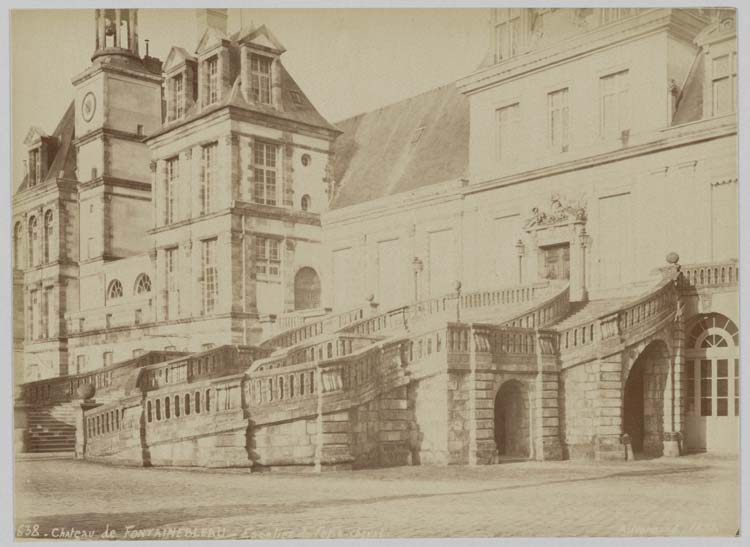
[
  {"x1": 711, "y1": 53, "x2": 736, "y2": 116},
  {"x1": 206, "y1": 56, "x2": 219, "y2": 105},
  {"x1": 251, "y1": 54, "x2": 272, "y2": 105},
  {"x1": 493, "y1": 8, "x2": 526, "y2": 62}
]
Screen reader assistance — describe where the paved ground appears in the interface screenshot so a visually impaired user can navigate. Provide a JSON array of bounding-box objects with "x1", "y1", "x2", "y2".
[{"x1": 14, "y1": 453, "x2": 739, "y2": 540}]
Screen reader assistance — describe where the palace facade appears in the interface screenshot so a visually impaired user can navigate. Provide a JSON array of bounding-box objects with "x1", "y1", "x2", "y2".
[{"x1": 14, "y1": 8, "x2": 738, "y2": 464}]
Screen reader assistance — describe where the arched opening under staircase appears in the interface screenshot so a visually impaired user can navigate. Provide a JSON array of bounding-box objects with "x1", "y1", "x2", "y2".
[{"x1": 494, "y1": 379, "x2": 530, "y2": 458}]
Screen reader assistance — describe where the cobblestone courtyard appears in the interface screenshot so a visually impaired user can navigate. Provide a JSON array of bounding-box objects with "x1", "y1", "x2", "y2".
[{"x1": 14, "y1": 453, "x2": 739, "y2": 539}]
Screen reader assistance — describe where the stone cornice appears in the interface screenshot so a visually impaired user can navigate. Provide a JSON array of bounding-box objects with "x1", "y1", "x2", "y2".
[
  {"x1": 77, "y1": 175, "x2": 151, "y2": 194},
  {"x1": 458, "y1": 8, "x2": 707, "y2": 96},
  {"x1": 74, "y1": 126, "x2": 146, "y2": 148},
  {"x1": 72, "y1": 58, "x2": 162, "y2": 86}
]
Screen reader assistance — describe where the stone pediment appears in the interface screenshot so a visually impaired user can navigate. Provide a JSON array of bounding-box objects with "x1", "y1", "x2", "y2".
[
  {"x1": 695, "y1": 16, "x2": 735, "y2": 47},
  {"x1": 163, "y1": 46, "x2": 195, "y2": 73},
  {"x1": 524, "y1": 193, "x2": 587, "y2": 231},
  {"x1": 23, "y1": 126, "x2": 48, "y2": 146},
  {"x1": 195, "y1": 26, "x2": 229, "y2": 55},
  {"x1": 238, "y1": 25, "x2": 286, "y2": 54}
]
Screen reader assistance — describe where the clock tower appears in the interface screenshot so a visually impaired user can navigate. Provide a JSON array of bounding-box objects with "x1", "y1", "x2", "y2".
[{"x1": 72, "y1": 8, "x2": 163, "y2": 309}]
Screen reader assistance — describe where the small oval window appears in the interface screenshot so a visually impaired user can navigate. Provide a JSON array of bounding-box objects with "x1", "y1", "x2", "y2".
[{"x1": 301, "y1": 153, "x2": 311, "y2": 167}]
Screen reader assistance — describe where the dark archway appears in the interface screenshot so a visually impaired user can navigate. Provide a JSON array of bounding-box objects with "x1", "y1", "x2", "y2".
[
  {"x1": 494, "y1": 380, "x2": 530, "y2": 458},
  {"x1": 294, "y1": 267, "x2": 321, "y2": 310},
  {"x1": 623, "y1": 340, "x2": 669, "y2": 456}
]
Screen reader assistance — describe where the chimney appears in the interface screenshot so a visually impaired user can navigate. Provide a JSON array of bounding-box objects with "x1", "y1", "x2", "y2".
[{"x1": 195, "y1": 8, "x2": 228, "y2": 43}]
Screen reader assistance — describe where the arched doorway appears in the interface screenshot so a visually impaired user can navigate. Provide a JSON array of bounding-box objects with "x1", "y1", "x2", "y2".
[
  {"x1": 683, "y1": 313, "x2": 739, "y2": 453},
  {"x1": 294, "y1": 267, "x2": 321, "y2": 310},
  {"x1": 494, "y1": 380, "x2": 530, "y2": 458},
  {"x1": 623, "y1": 340, "x2": 669, "y2": 456}
]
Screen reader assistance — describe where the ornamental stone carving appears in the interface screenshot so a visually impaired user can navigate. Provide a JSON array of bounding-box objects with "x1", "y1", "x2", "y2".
[{"x1": 524, "y1": 193, "x2": 587, "y2": 230}]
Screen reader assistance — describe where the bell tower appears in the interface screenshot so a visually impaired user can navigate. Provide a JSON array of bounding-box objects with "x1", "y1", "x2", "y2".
[
  {"x1": 72, "y1": 8, "x2": 164, "y2": 311},
  {"x1": 93, "y1": 8, "x2": 139, "y2": 60}
]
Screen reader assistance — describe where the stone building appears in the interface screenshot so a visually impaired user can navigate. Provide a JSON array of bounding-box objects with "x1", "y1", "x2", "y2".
[{"x1": 13, "y1": 8, "x2": 738, "y2": 464}]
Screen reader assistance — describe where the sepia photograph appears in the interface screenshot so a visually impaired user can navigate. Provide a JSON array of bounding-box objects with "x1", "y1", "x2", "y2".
[{"x1": 6, "y1": 3, "x2": 743, "y2": 541}]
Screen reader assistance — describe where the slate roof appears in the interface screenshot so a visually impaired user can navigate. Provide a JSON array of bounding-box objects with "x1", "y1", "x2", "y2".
[
  {"x1": 330, "y1": 82, "x2": 469, "y2": 210},
  {"x1": 149, "y1": 26, "x2": 337, "y2": 139},
  {"x1": 15, "y1": 101, "x2": 76, "y2": 194}
]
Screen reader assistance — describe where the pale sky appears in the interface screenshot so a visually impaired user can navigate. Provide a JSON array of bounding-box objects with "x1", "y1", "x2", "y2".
[{"x1": 10, "y1": 8, "x2": 490, "y2": 190}]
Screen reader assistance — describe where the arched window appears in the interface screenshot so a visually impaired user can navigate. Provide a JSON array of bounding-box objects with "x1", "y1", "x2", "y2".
[
  {"x1": 195, "y1": 391, "x2": 201, "y2": 413},
  {"x1": 174, "y1": 394, "x2": 180, "y2": 417},
  {"x1": 684, "y1": 313, "x2": 740, "y2": 451},
  {"x1": 301, "y1": 194, "x2": 311, "y2": 211},
  {"x1": 13, "y1": 221, "x2": 23, "y2": 269},
  {"x1": 107, "y1": 279, "x2": 123, "y2": 300},
  {"x1": 27, "y1": 216, "x2": 38, "y2": 267},
  {"x1": 294, "y1": 267, "x2": 321, "y2": 310},
  {"x1": 185, "y1": 393, "x2": 191, "y2": 415},
  {"x1": 165, "y1": 396, "x2": 171, "y2": 419},
  {"x1": 43, "y1": 210, "x2": 53, "y2": 263},
  {"x1": 134, "y1": 273, "x2": 152, "y2": 295}
]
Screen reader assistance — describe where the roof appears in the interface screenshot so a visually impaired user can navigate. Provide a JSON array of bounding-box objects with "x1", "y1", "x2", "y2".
[
  {"x1": 150, "y1": 32, "x2": 337, "y2": 139},
  {"x1": 16, "y1": 101, "x2": 76, "y2": 194},
  {"x1": 672, "y1": 52, "x2": 704, "y2": 125},
  {"x1": 330, "y1": 82, "x2": 469, "y2": 210}
]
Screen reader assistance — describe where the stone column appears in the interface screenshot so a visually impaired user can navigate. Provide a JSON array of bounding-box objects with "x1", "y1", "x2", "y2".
[
  {"x1": 534, "y1": 331, "x2": 563, "y2": 460},
  {"x1": 114, "y1": 9, "x2": 121, "y2": 49}
]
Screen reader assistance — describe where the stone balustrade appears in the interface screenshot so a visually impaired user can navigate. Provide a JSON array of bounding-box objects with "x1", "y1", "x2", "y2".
[
  {"x1": 17, "y1": 350, "x2": 188, "y2": 405},
  {"x1": 558, "y1": 278, "x2": 676, "y2": 354},
  {"x1": 678, "y1": 259, "x2": 738, "y2": 290},
  {"x1": 261, "y1": 304, "x2": 370, "y2": 349}
]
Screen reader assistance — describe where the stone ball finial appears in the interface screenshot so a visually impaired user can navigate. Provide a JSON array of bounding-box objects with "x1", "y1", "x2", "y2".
[
  {"x1": 453, "y1": 280, "x2": 462, "y2": 292},
  {"x1": 666, "y1": 252, "x2": 680, "y2": 265},
  {"x1": 366, "y1": 293, "x2": 375, "y2": 302},
  {"x1": 76, "y1": 383, "x2": 95, "y2": 401}
]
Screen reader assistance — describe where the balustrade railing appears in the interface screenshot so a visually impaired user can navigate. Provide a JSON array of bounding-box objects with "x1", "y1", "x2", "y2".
[
  {"x1": 138, "y1": 345, "x2": 265, "y2": 391},
  {"x1": 18, "y1": 350, "x2": 188, "y2": 405},
  {"x1": 678, "y1": 260, "x2": 738, "y2": 290},
  {"x1": 558, "y1": 279, "x2": 676, "y2": 353},
  {"x1": 261, "y1": 304, "x2": 370, "y2": 349}
]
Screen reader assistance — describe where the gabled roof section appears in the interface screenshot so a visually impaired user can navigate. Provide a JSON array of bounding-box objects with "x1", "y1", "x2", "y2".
[
  {"x1": 237, "y1": 24, "x2": 286, "y2": 54},
  {"x1": 330, "y1": 83, "x2": 469, "y2": 210},
  {"x1": 195, "y1": 26, "x2": 229, "y2": 55},
  {"x1": 163, "y1": 46, "x2": 196, "y2": 73},
  {"x1": 16, "y1": 101, "x2": 77, "y2": 194},
  {"x1": 23, "y1": 126, "x2": 49, "y2": 146}
]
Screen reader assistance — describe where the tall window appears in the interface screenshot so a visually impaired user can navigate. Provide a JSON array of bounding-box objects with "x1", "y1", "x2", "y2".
[
  {"x1": 254, "y1": 142, "x2": 278, "y2": 206},
  {"x1": 41, "y1": 288, "x2": 50, "y2": 339},
  {"x1": 494, "y1": 8, "x2": 524, "y2": 62},
  {"x1": 251, "y1": 54, "x2": 272, "y2": 105},
  {"x1": 207, "y1": 56, "x2": 219, "y2": 105},
  {"x1": 13, "y1": 221, "x2": 23, "y2": 269},
  {"x1": 165, "y1": 247, "x2": 179, "y2": 319},
  {"x1": 27, "y1": 215, "x2": 38, "y2": 267},
  {"x1": 712, "y1": 53, "x2": 736, "y2": 116},
  {"x1": 29, "y1": 289, "x2": 38, "y2": 340},
  {"x1": 255, "y1": 236, "x2": 280, "y2": 278},
  {"x1": 495, "y1": 103, "x2": 520, "y2": 162},
  {"x1": 200, "y1": 143, "x2": 217, "y2": 215},
  {"x1": 165, "y1": 157, "x2": 179, "y2": 224},
  {"x1": 548, "y1": 88, "x2": 569, "y2": 152},
  {"x1": 201, "y1": 238, "x2": 218, "y2": 314},
  {"x1": 43, "y1": 210, "x2": 53, "y2": 263},
  {"x1": 173, "y1": 73, "x2": 185, "y2": 119},
  {"x1": 103, "y1": 351, "x2": 113, "y2": 367},
  {"x1": 28, "y1": 148, "x2": 40, "y2": 186},
  {"x1": 600, "y1": 70, "x2": 629, "y2": 140}
]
